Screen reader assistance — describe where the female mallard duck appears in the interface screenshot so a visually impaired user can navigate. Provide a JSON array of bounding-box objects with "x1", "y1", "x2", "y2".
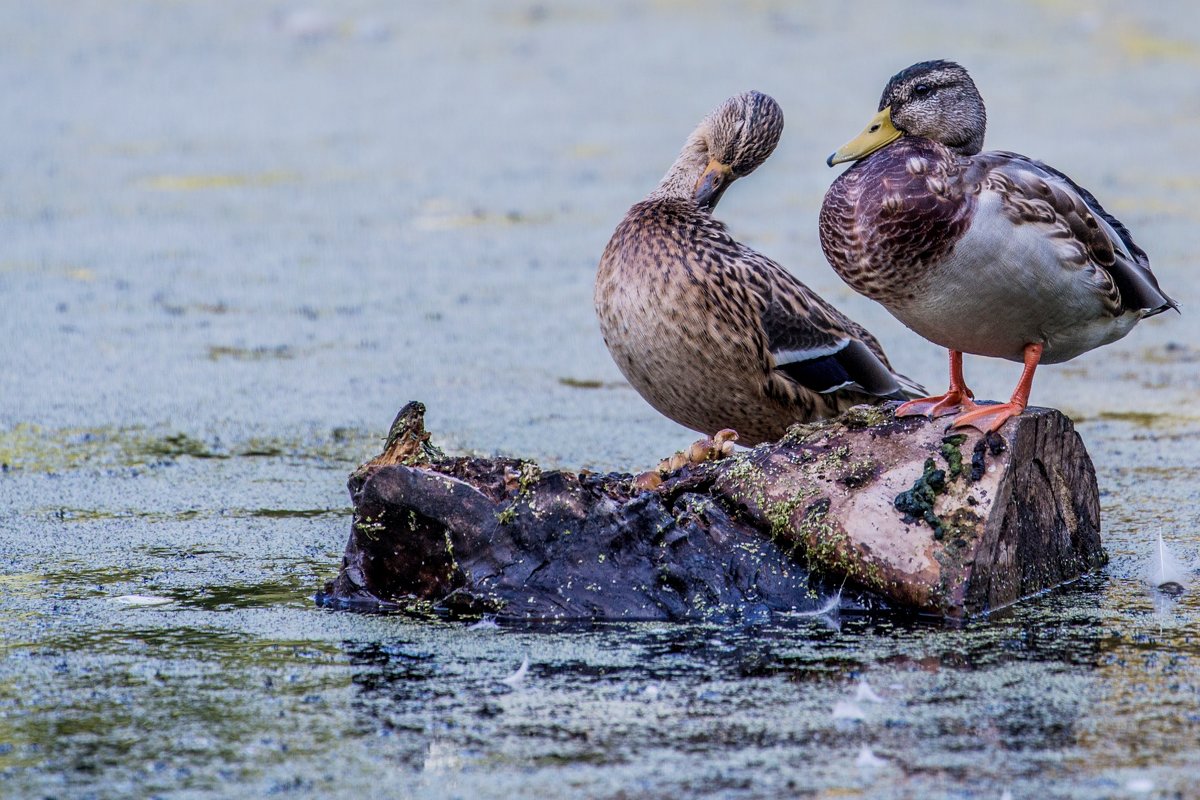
[
  {"x1": 595, "y1": 90, "x2": 920, "y2": 445},
  {"x1": 820, "y1": 60, "x2": 1177, "y2": 433}
]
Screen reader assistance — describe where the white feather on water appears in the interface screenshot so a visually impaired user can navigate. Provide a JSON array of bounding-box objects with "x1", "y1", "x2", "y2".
[
  {"x1": 1125, "y1": 776, "x2": 1154, "y2": 794},
  {"x1": 855, "y1": 680, "x2": 884, "y2": 704},
  {"x1": 422, "y1": 740, "x2": 463, "y2": 773},
  {"x1": 855, "y1": 745, "x2": 887, "y2": 768},
  {"x1": 110, "y1": 594, "x2": 174, "y2": 607},
  {"x1": 1145, "y1": 530, "x2": 1189, "y2": 590},
  {"x1": 782, "y1": 590, "x2": 841, "y2": 618},
  {"x1": 501, "y1": 656, "x2": 529, "y2": 687},
  {"x1": 832, "y1": 700, "x2": 866, "y2": 721},
  {"x1": 834, "y1": 677, "x2": 884, "y2": 721}
]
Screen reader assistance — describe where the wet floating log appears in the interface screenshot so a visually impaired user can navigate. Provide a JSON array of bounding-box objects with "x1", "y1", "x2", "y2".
[{"x1": 318, "y1": 401, "x2": 1105, "y2": 620}]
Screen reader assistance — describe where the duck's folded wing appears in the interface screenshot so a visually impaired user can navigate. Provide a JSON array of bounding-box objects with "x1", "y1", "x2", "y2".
[
  {"x1": 976, "y1": 151, "x2": 1178, "y2": 317},
  {"x1": 753, "y1": 256, "x2": 920, "y2": 399}
]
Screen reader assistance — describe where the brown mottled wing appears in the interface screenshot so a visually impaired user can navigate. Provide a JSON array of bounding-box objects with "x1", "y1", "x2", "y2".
[
  {"x1": 739, "y1": 247, "x2": 915, "y2": 398},
  {"x1": 820, "y1": 138, "x2": 975, "y2": 304},
  {"x1": 970, "y1": 151, "x2": 1177, "y2": 316}
]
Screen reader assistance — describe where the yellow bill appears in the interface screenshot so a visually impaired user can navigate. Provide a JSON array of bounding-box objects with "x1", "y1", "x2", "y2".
[
  {"x1": 827, "y1": 107, "x2": 902, "y2": 167},
  {"x1": 694, "y1": 159, "x2": 734, "y2": 211}
]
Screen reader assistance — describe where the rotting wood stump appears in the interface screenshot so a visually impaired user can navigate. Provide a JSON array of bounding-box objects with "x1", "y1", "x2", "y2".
[{"x1": 318, "y1": 401, "x2": 1105, "y2": 621}]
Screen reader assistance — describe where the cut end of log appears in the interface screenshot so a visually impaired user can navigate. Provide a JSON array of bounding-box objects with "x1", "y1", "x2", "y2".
[{"x1": 319, "y1": 402, "x2": 1105, "y2": 621}]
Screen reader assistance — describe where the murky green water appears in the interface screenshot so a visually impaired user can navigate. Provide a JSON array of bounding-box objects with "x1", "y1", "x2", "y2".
[{"x1": 2, "y1": 2, "x2": 1198, "y2": 798}]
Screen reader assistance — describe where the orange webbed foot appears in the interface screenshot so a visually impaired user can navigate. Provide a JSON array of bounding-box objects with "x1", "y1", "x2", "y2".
[
  {"x1": 950, "y1": 343, "x2": 1042, "y2": 432},
  {"x1": 896, "y1": 390, "x2": 977, "y2": 420},
  {"x1": 897, "y1": 351, "x2": 976, "y2": 419},
  {"x1": 949, "y1": 401, "x2": 1025, "y2": 433}
]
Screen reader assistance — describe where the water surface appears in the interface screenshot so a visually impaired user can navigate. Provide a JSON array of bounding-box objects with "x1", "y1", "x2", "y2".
[{"x1": 2, "y1": 2, "x2": 1199, "y2": 797}]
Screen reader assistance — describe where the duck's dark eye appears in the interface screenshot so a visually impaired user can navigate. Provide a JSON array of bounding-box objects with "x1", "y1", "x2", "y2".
[{"x1": 913, "y1": 83, "x2": 931, "y2": 97}]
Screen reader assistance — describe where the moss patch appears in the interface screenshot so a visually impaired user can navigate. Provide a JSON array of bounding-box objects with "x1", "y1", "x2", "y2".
[
  {"x1": 764, "y1": 485, "x2": 818, "y2": 538},
  {"x1": 798, "y1": 498, "x2": 886, "y2": 592},
  {"x1": 839, "y1": 457, "x2": 879, "y2": 488},
  {"x1": 0, "y1": 423, "x2": 373, "y2": 472},
  {"x1": 781, "y1": 418, "x2": 832, "y2": 446},
  {"x1": 894, "y1": 458, "x2": 948, "y2": 538},
  {"x1": 841, "y1": 405, "x2": 889, "y2": 430},
  {"x1": 721, "y1": 452, "x2": 771, "y2": 511},
  {"x1": 939, "y1": 434, "x2": 967, "y2": 481},
  {"x1": 495, "y1": 460, "x2": 542, "y2": 524}
]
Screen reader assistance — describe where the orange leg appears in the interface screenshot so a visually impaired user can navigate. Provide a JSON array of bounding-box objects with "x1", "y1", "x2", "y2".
[
  {"x1": 896, "y1": 350, "x2": 978, "y2": 419},
  {"x1": 951, "y1": 343, "x2": 1043, "y2": 433}
]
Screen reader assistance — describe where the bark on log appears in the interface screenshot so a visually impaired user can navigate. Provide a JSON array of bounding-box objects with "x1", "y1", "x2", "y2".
[{"x1": 318, "y1": 401, "x2": 1105, "y2": 620}]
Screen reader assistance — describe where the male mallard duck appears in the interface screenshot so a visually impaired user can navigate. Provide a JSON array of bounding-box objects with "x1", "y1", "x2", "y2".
[
  {"x1": 595, "y1": 91, "x2": 920, "y2": 445},
  {"x1": 820, "y1": 60, "x2": 1177, "y2": 433}
]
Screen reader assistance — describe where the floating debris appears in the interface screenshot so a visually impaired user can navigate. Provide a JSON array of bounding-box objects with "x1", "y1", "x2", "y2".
[
  {"x1": 832, "y1": 700, "x2": 866, "y2": 721},
  {"x1": 273, "y1": 9, "x2": 339, "y2": 42},
  {"x1": 1125, "y1": 776, "x2": 1154, "y2": 794},
  {"x1": 501, "y1": 656, "x2": 530, "y2": 687},
  {"x1": 111, "y1": 594, "x2": 174, "y2": 607},
  {"x1": 422, "y1": 740, "x2": 463, "y2": 774},
  {"x1": 855, "y1": 680, "x2": 884, "y2": 704},
  {"x1": 1145, "y1": 530, "x2": 1189, "y2": 592},
  {"x1": 855, "y1": 745, "x2": 886, "y2": 768},
  {"x1": 784, "y1": 591, "x2": 842, "y2": 619}
]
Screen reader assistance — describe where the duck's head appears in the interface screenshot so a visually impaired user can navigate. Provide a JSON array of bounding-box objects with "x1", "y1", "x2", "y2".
[
  {"x1": 691, "y1": 90, "x2": 784, "y2": 211},
  {"x1": 827, "y1": 60, "x2": 986, "y2": 167}
]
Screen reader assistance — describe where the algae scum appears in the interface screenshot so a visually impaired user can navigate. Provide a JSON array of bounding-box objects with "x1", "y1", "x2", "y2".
[
  {"x1": 4, "y1": 1, "x2": 1200, "y2": 797},
  {"x1": 4, "y1": 406, "x2": 1199, "y2": 799}
]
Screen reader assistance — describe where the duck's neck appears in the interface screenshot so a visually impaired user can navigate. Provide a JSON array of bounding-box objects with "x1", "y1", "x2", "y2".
[{"x1": 647, "y1": 132, "x2": 709, "y2": 203}]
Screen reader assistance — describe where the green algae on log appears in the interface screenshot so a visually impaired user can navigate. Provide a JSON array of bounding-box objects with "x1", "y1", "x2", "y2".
[{"x1": 319, "y1": 402, "x2": 1104, "y2": 620}]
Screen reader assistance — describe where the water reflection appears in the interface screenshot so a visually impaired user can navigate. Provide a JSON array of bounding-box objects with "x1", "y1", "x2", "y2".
[{"x1": 335, "y1": 593, "x2": 1118, "y2": 795}]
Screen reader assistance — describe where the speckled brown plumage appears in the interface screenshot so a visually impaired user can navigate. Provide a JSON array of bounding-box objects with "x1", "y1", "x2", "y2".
[
  {"x1": 975, "y1": 149, "x2": 1147, "y2": 318},
  {"x1": 596, "y1": 91, "x2": 918, "y2": 445},
  {"x1": 818, "y1": 60, "x2": 1176, "y2": 432},
  {"x1": 820, "y1": 138, "x2": 973, "y2": 304}
]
